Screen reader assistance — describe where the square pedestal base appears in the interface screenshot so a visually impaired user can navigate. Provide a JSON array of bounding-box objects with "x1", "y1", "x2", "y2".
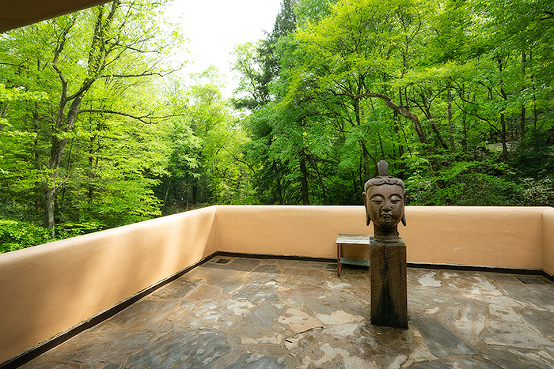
[{"x1": 370, "y1": 236, "x2": 408, "y2": 329}]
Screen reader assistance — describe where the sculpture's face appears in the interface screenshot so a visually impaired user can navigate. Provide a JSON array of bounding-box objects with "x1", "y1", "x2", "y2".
[{"x1": 364, "y1": 184, "x2": 404, "y2": 228}]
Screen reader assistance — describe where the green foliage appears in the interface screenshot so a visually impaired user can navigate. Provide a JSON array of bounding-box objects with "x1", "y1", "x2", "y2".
[
  {"x1": 511, "y1": 129, "x2": 554, "y2": 178},
  {"x1": 522, "y1": 178, "x2": 554, "y2": 207},
  {"x1": 405, "y1": 159, "x2": 524, "y2": 206},
  {"x1": 231, "y1": 0, "x2": 554, "y2": 206},
  {"x1": 55, "y1": 221, "x2": 105, "y2": 239},
  {"x1": 0, "y1": 218, "x2": 52, "y2": 253},
  {"x1": 0, "y1": 0, "x2": 181, "y2": 240},
  {"x1": 156, "y1": 68, "x2": 254, "y2": 213}
]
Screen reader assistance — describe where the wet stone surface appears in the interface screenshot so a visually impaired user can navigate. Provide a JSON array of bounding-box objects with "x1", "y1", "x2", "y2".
[{"x1": 19, "y1": 257, "x2": 554, "y2": 368}]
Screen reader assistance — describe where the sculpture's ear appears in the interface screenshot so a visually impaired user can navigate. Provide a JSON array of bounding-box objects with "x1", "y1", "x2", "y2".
[
  {"x1": 401, "y1": 192, "x2": 406, "y2": 226},
  {"x1": 362, "y1": 192, "x2": 371, "y2": 226}
]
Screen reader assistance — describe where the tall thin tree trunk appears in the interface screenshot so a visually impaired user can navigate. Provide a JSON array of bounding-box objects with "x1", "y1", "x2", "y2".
[
  {"x1": 447, "y1": 84, "x2": 455, "y2": 153},
  {"x1": 520, "y1": 51, "x2": 526, "y2": 139},
  {"x1": 501, "y1": 113, "x2": 508, "y2": 162},
  {"x1": 299, "y1": 154, "x2": 310, "y2": 205},
  {"x1": 431, "y1": 121, "x2": 449, "y2": 150},
  {"x1": 498, "y1": 59, "x2": 508, "y2": 162},
  {"x1": 44, "y1": 187, "x2": 56, "y2": 237}
]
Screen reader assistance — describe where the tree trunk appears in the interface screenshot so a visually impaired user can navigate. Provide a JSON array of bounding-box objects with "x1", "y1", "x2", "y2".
[
  {"x1": 518, "y1": 51, "x2": 526, "y2": 139},
  {"x1": 42, "y1": 2, "x2": 119, "y2": 233},
  {"x1": 366, "y1": 92, "x2": 429, "y2": 146},
  {"x1": 447, "y1": 85, "x2": 455, "y2": 153},
  {"x1": 462, "y1": 110, "x2": 468, "y2": 154},
  {"x1": 431, "y1": 122, "x2": 449, "y2": 150},
  {"x1": 299, "y1": 154, "x2": 310, "y2": 205},
  {"x1": 498, "y1": 59, "x2": 508, "y2": 162},
  {"x1": 361, "y1": 142, "x2": 377, "y2": 180},
  {"x1": 44, "y1": 94, "x2": 85, "y2": 232},
  {"x1": 44, "y1": 186, "x2": 56, "y2": 237},
  {"x1": 501, "y1": 113, "x2": 508, "y2": 162},
  {"x1": 307, "y1": 155, "x2": 327, "y2": 204}
]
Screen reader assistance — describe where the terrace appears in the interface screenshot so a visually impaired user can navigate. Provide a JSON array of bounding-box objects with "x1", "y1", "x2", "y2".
[
  {"x1": 1, "y1": 205, "x2": 553, "y2": 368},
  {"x1": 2, "y1": 1, "x2": 554, "y2": 368}
]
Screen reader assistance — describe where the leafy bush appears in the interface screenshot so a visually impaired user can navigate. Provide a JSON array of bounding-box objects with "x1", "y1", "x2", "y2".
[
  {"x1": 405, "y1": 160, "x2": 524, "y2": 206},
  {"x1": 55, "y1": 222, "x2": 105, "y2": 239},
  {"x1": 521, "y1": 177, "x2": 554, "y2": 206},
  {"x1": 0, "y1": 218, "x2": 52, "y2": 253}
]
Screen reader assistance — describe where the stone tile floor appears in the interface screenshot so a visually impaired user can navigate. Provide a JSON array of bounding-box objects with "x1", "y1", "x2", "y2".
[{"x1": 20, "y1": 256, "x2": 554, "y2": 368}]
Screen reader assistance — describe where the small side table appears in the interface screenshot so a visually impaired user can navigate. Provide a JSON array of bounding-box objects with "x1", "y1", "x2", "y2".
[{"x1": 336, "y1": 234, "x2": 371, "y2": 276}]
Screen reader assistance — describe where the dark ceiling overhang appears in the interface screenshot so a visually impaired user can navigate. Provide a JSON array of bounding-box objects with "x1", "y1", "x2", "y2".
[{"x1": 0, "y1": 0, "x2": 110, "y2": 33}]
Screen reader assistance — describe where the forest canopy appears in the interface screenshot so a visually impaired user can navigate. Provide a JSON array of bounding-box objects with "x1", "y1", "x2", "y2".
[{"x1": 1, "y1": 0, "x2": 553, "y2": 252}]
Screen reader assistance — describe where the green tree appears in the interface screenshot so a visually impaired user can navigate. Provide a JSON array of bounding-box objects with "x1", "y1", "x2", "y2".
[
  {"x1": 158, "y1": 68, "x2": 253, "y2": 211},
  {"x1": 0, "y1": 0, "x2": 182, "y2": 236}
]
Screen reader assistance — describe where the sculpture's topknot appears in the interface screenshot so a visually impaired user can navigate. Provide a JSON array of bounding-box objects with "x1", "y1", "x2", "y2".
[{"x1": 364, "y1": 160, "x2": 405, "y2": 191}]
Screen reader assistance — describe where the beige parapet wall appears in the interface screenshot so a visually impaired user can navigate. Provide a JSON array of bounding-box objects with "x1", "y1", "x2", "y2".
[
  {"x1": 216, "y1": 205, "x2": 547, "y2": 270},
  {"x1": 543, "y1": 207, "x2": 554, "y2": 277},
  {"x1": 0, "y1": 207, "x2": 217, "y2": 365},
  {"x1": 0, "y1": 205, "x2": 552, "y2": 364}
]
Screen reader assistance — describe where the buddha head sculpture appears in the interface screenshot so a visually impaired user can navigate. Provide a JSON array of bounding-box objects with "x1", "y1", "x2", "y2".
[{"x1": 362, "y1": 160, "x2": 406, "y2": 243}]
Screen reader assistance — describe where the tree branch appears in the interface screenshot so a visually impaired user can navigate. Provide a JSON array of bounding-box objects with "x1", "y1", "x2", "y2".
[{"x1": 77, "y1": 109, "x2": 182, "y2": 123}]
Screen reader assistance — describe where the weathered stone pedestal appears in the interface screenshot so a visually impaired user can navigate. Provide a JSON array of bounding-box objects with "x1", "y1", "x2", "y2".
[{"x1": 370, "y1": 236, "x2": 408, "y2": 329}]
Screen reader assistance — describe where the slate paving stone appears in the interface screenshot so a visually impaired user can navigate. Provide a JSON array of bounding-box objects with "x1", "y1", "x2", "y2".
[
  {"x1": 250, "y1": 264, "x2": 281, "y2": 274},
  {"x1": 171, "y1": 298, "x2": 254, "y2": 331},
  {"x1": 278, "y1": 268, "x2": 326, "y2": 288},
  {"x1": 34, "y1": 322, "x2": 153, "y2": 365},
  {"x1": 410, "y1": 357, "x2": 499, "y2": 369},
  {"x1": 109, "y1": 298, "x2": 179, "y2": 330},
  {"x1": 20, "y1": 360, "x2": 81, "y2": 369},
  {"x1": 186, "y1": 264, "x2": 243, "y2": 283},
  {"x1": 521, "y1": 308, "x2": 554, "y2": 338},
  {"x1": 150, "y1": 277, "x2": 199, "y2": 299},
  {"x1": 246, "y1": 264, "x2": 281, "y2": 283},
  {"x1": 101, "y1": 364, "x2": 122, "y2": 369},
  {"x1": 184, "y1": 284, "x2": 223, "y2": 300},
  {"x1": 436, "y1": 299, "x2": 487, "y2": 344},
  {"x1": 229, "y1": 324, "x2": 283, "y2": 345},
  {"x1": 273, "y1": 259, "x2": 326, "y2": 269},
  {"x1": 411, "y1": 316, "x2": 476, "y2": 357},
  {"x1": 516, "y1": 276, "x2": 546, "y2": 284},
  {"x1": 207, "y1": 257, "x2": 261, "y2": 272},
  {"x1": 278, "y1": 308, "x2": 323, "y2": 333},
  {"x1": 408, "y1": 287, "x2": 452, "y2": 317},
  {"x1": 242, "y1": 301, "x2": 284, "y2": 327},
  {"x1": 226, "y1": 352, "x2": 287, "y2": 369},
  {"x1": 216, "y1": 278, "x2": 246, "y2": 295},
  {"x1": 494, "y1": 280, "x2": 554, "y2": 309},
  {"x1": 279, "y1": 285, "x2": 326, "y2": 299},
  {"x1": 305, "y1": 293, "x2": 367, "y2": 318},
  {"x1": 231, "y1": 282, "x2": 280, "y2": 302},
  {"x1": 125, "y1": 330, "x2": 230, "y2": 369},
  {"x1": 483, "y1": 272, "x2": 519, "y2": 282},
  {"x1": 481, "y1": 320, "x2": 553, "y2": 349},
  {"x1": 357, "y1": 324, "x2": 415, "y2": 367},
  {"x1": 15, "y1": 258, "x2": 554, "y2": 369},
  {"x1": 482, "y1": 347, "x2": 554, "y2": 369}
]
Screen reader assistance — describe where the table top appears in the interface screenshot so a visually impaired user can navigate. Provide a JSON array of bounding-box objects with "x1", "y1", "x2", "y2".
[{"x1": 336, "y1": 234, "x2": 371, "y2": 245}]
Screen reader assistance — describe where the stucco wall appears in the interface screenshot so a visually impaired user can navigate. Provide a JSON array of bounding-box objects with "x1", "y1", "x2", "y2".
[
  {"x1": 402, "y1": 206, "x2": 543, "y2": 269},
  {"x1": 543, "y1": 207, "x2": 554, "y2": 277},
  {"x1": 0, "y1": 207, "x2": 217, "y2": 365},
  {"x1": 215, "y1": 205, "x2": 366, "y2": 258},
  {"x1": 215, "y1": 205, "x2": 545, "y2": 270}
]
